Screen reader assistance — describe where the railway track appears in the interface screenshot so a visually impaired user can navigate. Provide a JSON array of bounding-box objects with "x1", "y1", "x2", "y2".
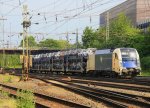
[
  {"x1": 32, "y1": 75, "x2": 150, "y2": 108},
  {"x1": 2, "y1": 72, "x2": 150, "y2": 107},
  {"x1": 9, "y1": 72, "x2": 150, "y2": 96},
  {"x1": 57, "y1": 77, "x2": 150, "y2": 93},
  {"x1": 49, "y1": 74, "x2": 150, "y2": 86},
  {"x1": 5, "y1": 68, "x2": 150, "y2": 86},
  {"x1": 0, "y1": 83, "x2": 90, "y2": 108},
  {"x1": 30, "y1": 73, "x2": 150, "y2": 93}
]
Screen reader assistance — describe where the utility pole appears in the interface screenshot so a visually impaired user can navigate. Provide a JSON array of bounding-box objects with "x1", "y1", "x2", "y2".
[
  {"x1": 22, "y1": 5, "x2": 31, "y2": 81},
  {"x1": 106, "y1": 11, "x2": 109, "y2": 47},
  {"x1": 66, "y1": 32, "x2": 69, "y2": 49},
  {"x1": 76, "y1": 28, "x2": 78, "y2": 49},
  {"x1": 9, "y1": 23, "x2": 11, "y2": 48},
  {"x1": 0, "y1": 17, "x2": 7, "y2": 72}
]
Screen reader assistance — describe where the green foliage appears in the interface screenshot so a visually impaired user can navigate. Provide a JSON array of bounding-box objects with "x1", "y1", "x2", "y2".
[
  {"x1": 0, "y1": 90, "x2": 9, "y2": 98},
  {"x1": 8, "y1": 76, "x2": 12, "y2": 83},
  {"x1": 17, "y1": 89, "x2": 35, "y2": 108},
  {"x1": 3, "y1": 76, "x2": 12, "y2": 83},
  {"x1": 0, "y1": 88, "x2": 16, "y2": 107},
  {"x1": 110, "y1": 13, "x2": 138, "y2": 36},
  {"x1": 38, "y1": 39, "x2": 71, "y2": 49},
  {"x1": 0, "y1": 54, "x2": 21, "y2": 68},
  {"x1": 105, "y1": 13, "x2": 140, "y2": 48},
  {"x1": 82, "y1": 27, "x2": 98, "y2": 48},
  {"x1": 140, "y1": 71, "x2": 150, "y2": 76},
  {"x1": 148, "y1": 27, "x2": 150, "y2": 33},
  {"x1": 132, "y1": 34, "x2": 150, "y2": 57},
  {"x1": 20, "y1": 36, "x2": 37, "y2": 48},
  {"x1": 0, "y1": 74, "x2": 14, "y2": 83},
  {"x1": 57, "y1": 40, "x2": 71, "y2": 49},
  {"x1": 141, "y1": 56, "x2": 150, "y2": 70},
  {"x1": 82, "y1": 27, "x2": 93, "y2": 48},
  {"x1": 19, "y1": 35, "x2": 75, "y2": 50},
  {"x1": 0, "y1": 98, "x2": 16, "y2": 108}
]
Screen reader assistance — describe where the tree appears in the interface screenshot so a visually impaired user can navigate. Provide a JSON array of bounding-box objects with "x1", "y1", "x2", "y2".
[
  {"x1": 38, "y1": 39, "x2": 59, "y2": 49},
  {"x1": 106, "y1": 13, "x2": 140, "y2": 48},
  {"x1": 57, "y1": 40, "x2": 71, "y2": 49},
  {"x1": 82, "y1": 27, "x2": 97, "y2": 48},
  {"x1": 82, "y1": 13, "x2": 140, "y2": 49},
  {"x1": 38, "y1": 39, "x2": 71, "y2": 49},
  {"x1": 20, "y1": 36, "x2": 37, "y2": 48}
]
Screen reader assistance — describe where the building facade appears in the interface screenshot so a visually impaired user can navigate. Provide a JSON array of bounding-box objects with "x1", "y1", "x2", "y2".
[{"x1": 100, "y1": 0, "x2": 150, "y2": 29}]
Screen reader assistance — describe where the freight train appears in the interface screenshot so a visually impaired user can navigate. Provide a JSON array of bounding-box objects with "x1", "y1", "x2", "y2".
[{"x1": 30, "y1": 48, "x2": 141, "y2": 77}]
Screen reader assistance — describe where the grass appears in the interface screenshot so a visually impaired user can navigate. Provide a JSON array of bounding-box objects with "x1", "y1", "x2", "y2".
[
  {"x1": 140, "y1": 70, "x2": 150, "y2": 76},
  {"x1": 0, "y1": 74, "x2": 20, "y2": 83},
  {"x1": 0, "y1": 86, "x2": 35, "y2": 108},
  {"x1": 0, "y1": 54, "x2": 22, "y2": 68},
  {"x1": 0, "y1": 88, "x2": 17, "y2": 108},
  {"x1": 0, "y1": 89, "x2": 9, "y2": 97},
  {"x1": 17, "y1": 89, "x2": 35, "y2": 108},
  {"x1": 1, "y1": 74, "x2": 12, "y2": 83},
  {"x1": 0, "y1": 98, "x2": 17, "y2": 108}
]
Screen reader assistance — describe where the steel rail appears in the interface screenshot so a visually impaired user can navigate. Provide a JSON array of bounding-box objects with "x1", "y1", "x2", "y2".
[
  {"x1": 36, "y1": 78, "x2": 129, "y2": 108},
  {"x1": 0, "y1": 83, "x2": 90, "y2": 108},
  {"x1": 62, "y1": 78, "x2": 150, "y2": 92},
  {"x1": 5, "y1": 68, "x2": 150, "y2": 86},
  {"x1": 38, "y1": 77, "x2": 150, "y2": 108}
]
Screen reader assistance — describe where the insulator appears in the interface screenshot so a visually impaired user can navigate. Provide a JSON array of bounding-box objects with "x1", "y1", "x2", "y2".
[{"x1": 23, "y1": 21, "x2": 31, "y2": 28}]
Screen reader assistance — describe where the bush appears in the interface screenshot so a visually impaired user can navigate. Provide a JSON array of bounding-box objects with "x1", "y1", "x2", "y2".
[
  {"x1": 17, "y1": 89, "x2": 35, "y2": 108},
  {"x1": 141, "y1": 56, "x2": 150, "y2": 70},
  {"x1": 0, "y1": 54, "x2": 21, "y2": 68}
]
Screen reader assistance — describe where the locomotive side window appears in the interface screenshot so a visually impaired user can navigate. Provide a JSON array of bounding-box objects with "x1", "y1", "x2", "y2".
[{"x1": 115, "y1": 53, "x2": 118, "y2": 59}]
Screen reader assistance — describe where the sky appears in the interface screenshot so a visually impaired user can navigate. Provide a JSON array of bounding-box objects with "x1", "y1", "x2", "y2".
[{"x1": 0, "y1": 0, "x2": 126, "y2": 48}]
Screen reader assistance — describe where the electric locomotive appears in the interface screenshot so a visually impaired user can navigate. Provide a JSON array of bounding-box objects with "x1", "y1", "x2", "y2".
[{"x1": 88, "y1": 48, "x2": 141, "y2": 77}]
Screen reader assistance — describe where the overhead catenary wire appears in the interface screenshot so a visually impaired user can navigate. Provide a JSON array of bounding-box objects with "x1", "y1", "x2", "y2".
[
  {"x1": 32, "y1": 0, "x2": 109, "y2": 33},
  {"x1": 1, "y1": 0, "x2": 139, "y2": 37},
  {"x1": 0, "y1": 2, "x2": 17, "y2": 7},
  {"x1": 46, "y1": 0, "x2": 116, "y2": 34},
  {"x1": 1, "y1": 0, "x2": 136, "y2": 48},
  {"x1": 4, "y1": 0, "x2": 27, "y2": 16},
  {"x1": 31, "y1": 0, "x2": 66, "y2": 13},
  {"x1": 29, "y1": 0, "x2": 99, "y2": 26}
]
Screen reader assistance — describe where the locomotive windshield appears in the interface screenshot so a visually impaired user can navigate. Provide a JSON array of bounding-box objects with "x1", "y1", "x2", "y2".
[{"x1": 121, "y1": 49, "x2": 137, "y2": 61}]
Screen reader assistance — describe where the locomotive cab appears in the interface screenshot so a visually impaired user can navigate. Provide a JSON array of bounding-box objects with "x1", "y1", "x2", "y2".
[{"x1": 112, "y1": 48, "x2": 141, "y2": 77}]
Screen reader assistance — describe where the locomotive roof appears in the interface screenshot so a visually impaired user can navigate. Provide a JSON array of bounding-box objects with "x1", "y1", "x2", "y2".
[{"x1": 95, "y1": 49, "x2": 113, "y2": 54}]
